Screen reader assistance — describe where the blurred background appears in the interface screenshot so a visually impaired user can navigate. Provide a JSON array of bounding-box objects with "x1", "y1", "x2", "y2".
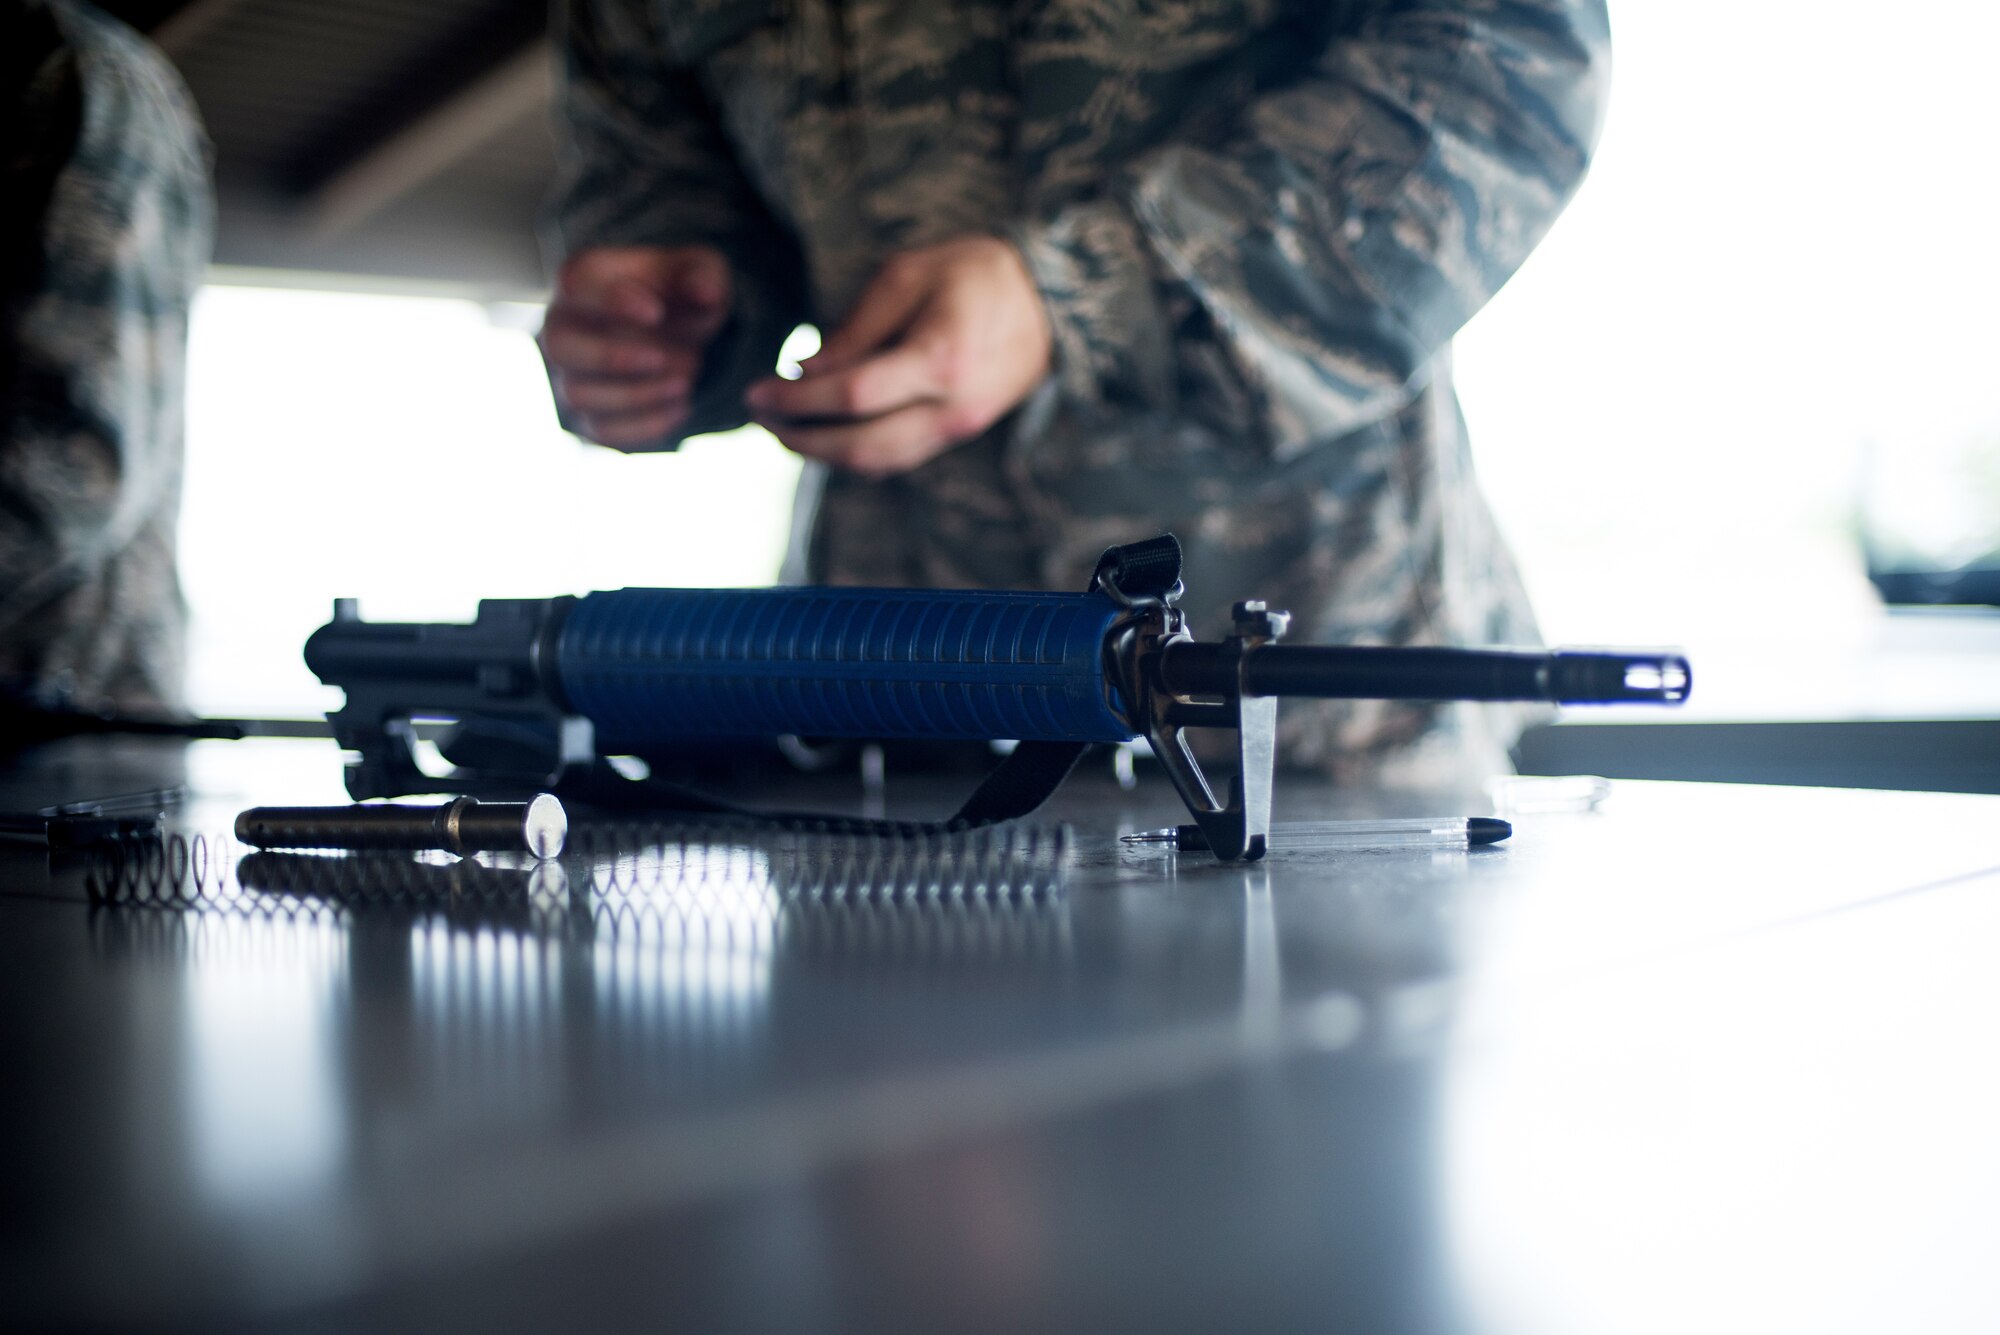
[{"x1": 97, "y1": 0, "x2": 2000, "y2": 740}]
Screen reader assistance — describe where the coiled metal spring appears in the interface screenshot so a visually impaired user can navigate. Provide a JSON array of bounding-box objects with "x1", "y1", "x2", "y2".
[{"x1": 85, "y1": 820, "x2": 1072, "y2": 917}]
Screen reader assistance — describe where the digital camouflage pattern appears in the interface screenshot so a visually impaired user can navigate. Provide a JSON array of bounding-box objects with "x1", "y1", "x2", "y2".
[
  {"x1": 549, "y1": 0, "x2": 1610, "y2": 783},
  {"x1": 1, "y1": 0, "x2": 212, "y2": 712}
]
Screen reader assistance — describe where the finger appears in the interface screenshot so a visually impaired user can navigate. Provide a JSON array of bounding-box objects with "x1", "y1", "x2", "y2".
[
  {"x1": 757, "y1": 401, "x2": 954, "y2": 478},
  {"x1": 745, "y1": 341, "x2": 944, "y2": 420},
  {"x1": 558, "y1": 248, "x2": 669, "y2": 311},
  {"x1": 659, "y1": 249, "x2": 733, "y2": 342},
  {"x1": 547, "y1": 281, "x2": 662, "y2": 325},
  {"x1": 576, "y1": 404, "x2": 690, "y2": 449},
  {"x1": 554, "y1": 371, "x2": 692, "y2": 415},
  {"x1": 559, "y1": 246, "x2": 730, "y2": 336},
  {"x1": 675, "y1": 247, "x2": 730, "y2": 308},
  {"x1": 809, "y1": 258, "x2": 933, "y2": 373},
  {"x1": 551, "y1": 343, "x2": 699, "y2": 392},
  {"x1": 601, "y1": 279, "x2": 664, "y2": 325},
  {"x1": 539, "y1": 315, "x2": 676, "y2": 376}
]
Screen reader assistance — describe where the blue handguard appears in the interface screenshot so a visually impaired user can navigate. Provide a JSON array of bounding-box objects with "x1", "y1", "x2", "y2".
[
  {"x1": 304, "y1": 583, "x2": 1152, "y2": 813},
  {"x1": 556, "y1": 587, "x2": 1135, "y2": 748}
]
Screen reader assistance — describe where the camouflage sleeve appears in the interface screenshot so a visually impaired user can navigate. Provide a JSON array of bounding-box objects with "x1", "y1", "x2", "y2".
[
  {"x1": 0, "y1": 2, "x2": 211, "y2": 711},
  {"x1": 1011, "y1": 0, "x2": 1610, "y2": 458},
  {"x1": 545, "y1": 0, "x2": 808, "y2": 446}
]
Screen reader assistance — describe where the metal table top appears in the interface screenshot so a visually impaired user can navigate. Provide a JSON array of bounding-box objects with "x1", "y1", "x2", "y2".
[{"x1": 4, "y1": 737, "x2": 1998, "y2": 1333}]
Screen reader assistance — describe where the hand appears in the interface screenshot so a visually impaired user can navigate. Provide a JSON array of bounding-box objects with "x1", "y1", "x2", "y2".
[
  {"x1": 539, "y1": 245, "x2": 732, "y2": 449},
  {"x1": 744, "y1": 237, "x2": 1052, "y2": 477}
]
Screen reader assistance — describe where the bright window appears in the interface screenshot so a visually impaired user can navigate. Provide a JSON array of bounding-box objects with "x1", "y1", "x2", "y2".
[
  {"x1": 1455, "y1": 0, "x2": 2000, "y2": 716},
  {"x1": 179, "y1": 286, "x2": 802, "y2": 717}
]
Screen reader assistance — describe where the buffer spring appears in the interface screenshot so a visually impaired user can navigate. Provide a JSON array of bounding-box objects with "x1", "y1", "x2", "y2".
[{"x1": 85, "y1": 820, "x2": 1073, "y2": 915}]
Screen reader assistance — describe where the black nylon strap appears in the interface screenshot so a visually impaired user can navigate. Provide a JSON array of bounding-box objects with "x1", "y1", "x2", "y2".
[
  {"x1": 943, "y1": 738, "x2": 1090, "y2": 827},
  {"x1": 558, "y1": 536, "x2": 1184, "y2": 833}
]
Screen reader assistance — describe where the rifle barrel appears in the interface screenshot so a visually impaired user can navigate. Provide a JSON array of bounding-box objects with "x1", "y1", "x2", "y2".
[{"x1": 1157, "y1": 643, "x2": 1690, "y2": 705}]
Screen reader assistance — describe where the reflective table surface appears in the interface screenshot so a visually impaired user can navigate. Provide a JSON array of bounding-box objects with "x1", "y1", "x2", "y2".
[{"x1": 4, "y1": 738, "x2": 1999, "y2": 1333}]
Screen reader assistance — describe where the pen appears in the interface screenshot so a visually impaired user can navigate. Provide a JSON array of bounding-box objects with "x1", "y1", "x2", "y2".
[{"x1": 1121, "y1": 816, "x2": 1512, "y2": 853}]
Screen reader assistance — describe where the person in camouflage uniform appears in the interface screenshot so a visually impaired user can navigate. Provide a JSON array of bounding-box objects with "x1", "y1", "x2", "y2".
[
  {"x1": 542, "y1": 0, "x2": 1609, "y2": 785},
  {"x1": 1, "y1": 0, "x2": 211, "y2": 715}
]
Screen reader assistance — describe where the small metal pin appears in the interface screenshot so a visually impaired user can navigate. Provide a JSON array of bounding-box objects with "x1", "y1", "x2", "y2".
[{"x1": 233, "y1": 794, "x2": 566, "y2": 859}]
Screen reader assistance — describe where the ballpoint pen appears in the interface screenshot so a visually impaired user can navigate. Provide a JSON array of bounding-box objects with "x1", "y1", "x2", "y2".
[{"x1": 1121, "y1": 816, "x2": 1512, "y2": 853}]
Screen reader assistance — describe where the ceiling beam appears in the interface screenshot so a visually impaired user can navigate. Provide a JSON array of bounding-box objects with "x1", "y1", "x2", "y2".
[
  {"x1": 279, "y1": 0, "x2": 546, "y2": 236},
  {"x1": 90, "y1": 0, "x2": 203, "y2": 37},
  {"x1": 299, "y1": 44, "x2": 550, "y2": 241},
  {"x1": 151, "y1": 0, "x2": 251, "y2": 58}
]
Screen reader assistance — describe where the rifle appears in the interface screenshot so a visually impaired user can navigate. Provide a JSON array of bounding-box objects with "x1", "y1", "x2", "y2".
[{"x1": 305, "y1": 536, "x2": 1689, "y2": 861}]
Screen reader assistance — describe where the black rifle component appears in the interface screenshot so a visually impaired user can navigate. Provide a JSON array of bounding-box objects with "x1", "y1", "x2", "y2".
[
  {"x1": 235, "y1": 795, "x2": 567, "y2": 859},
  {"x1": 305, "y1": 542, "x2": 1689, "y2": 862}
]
